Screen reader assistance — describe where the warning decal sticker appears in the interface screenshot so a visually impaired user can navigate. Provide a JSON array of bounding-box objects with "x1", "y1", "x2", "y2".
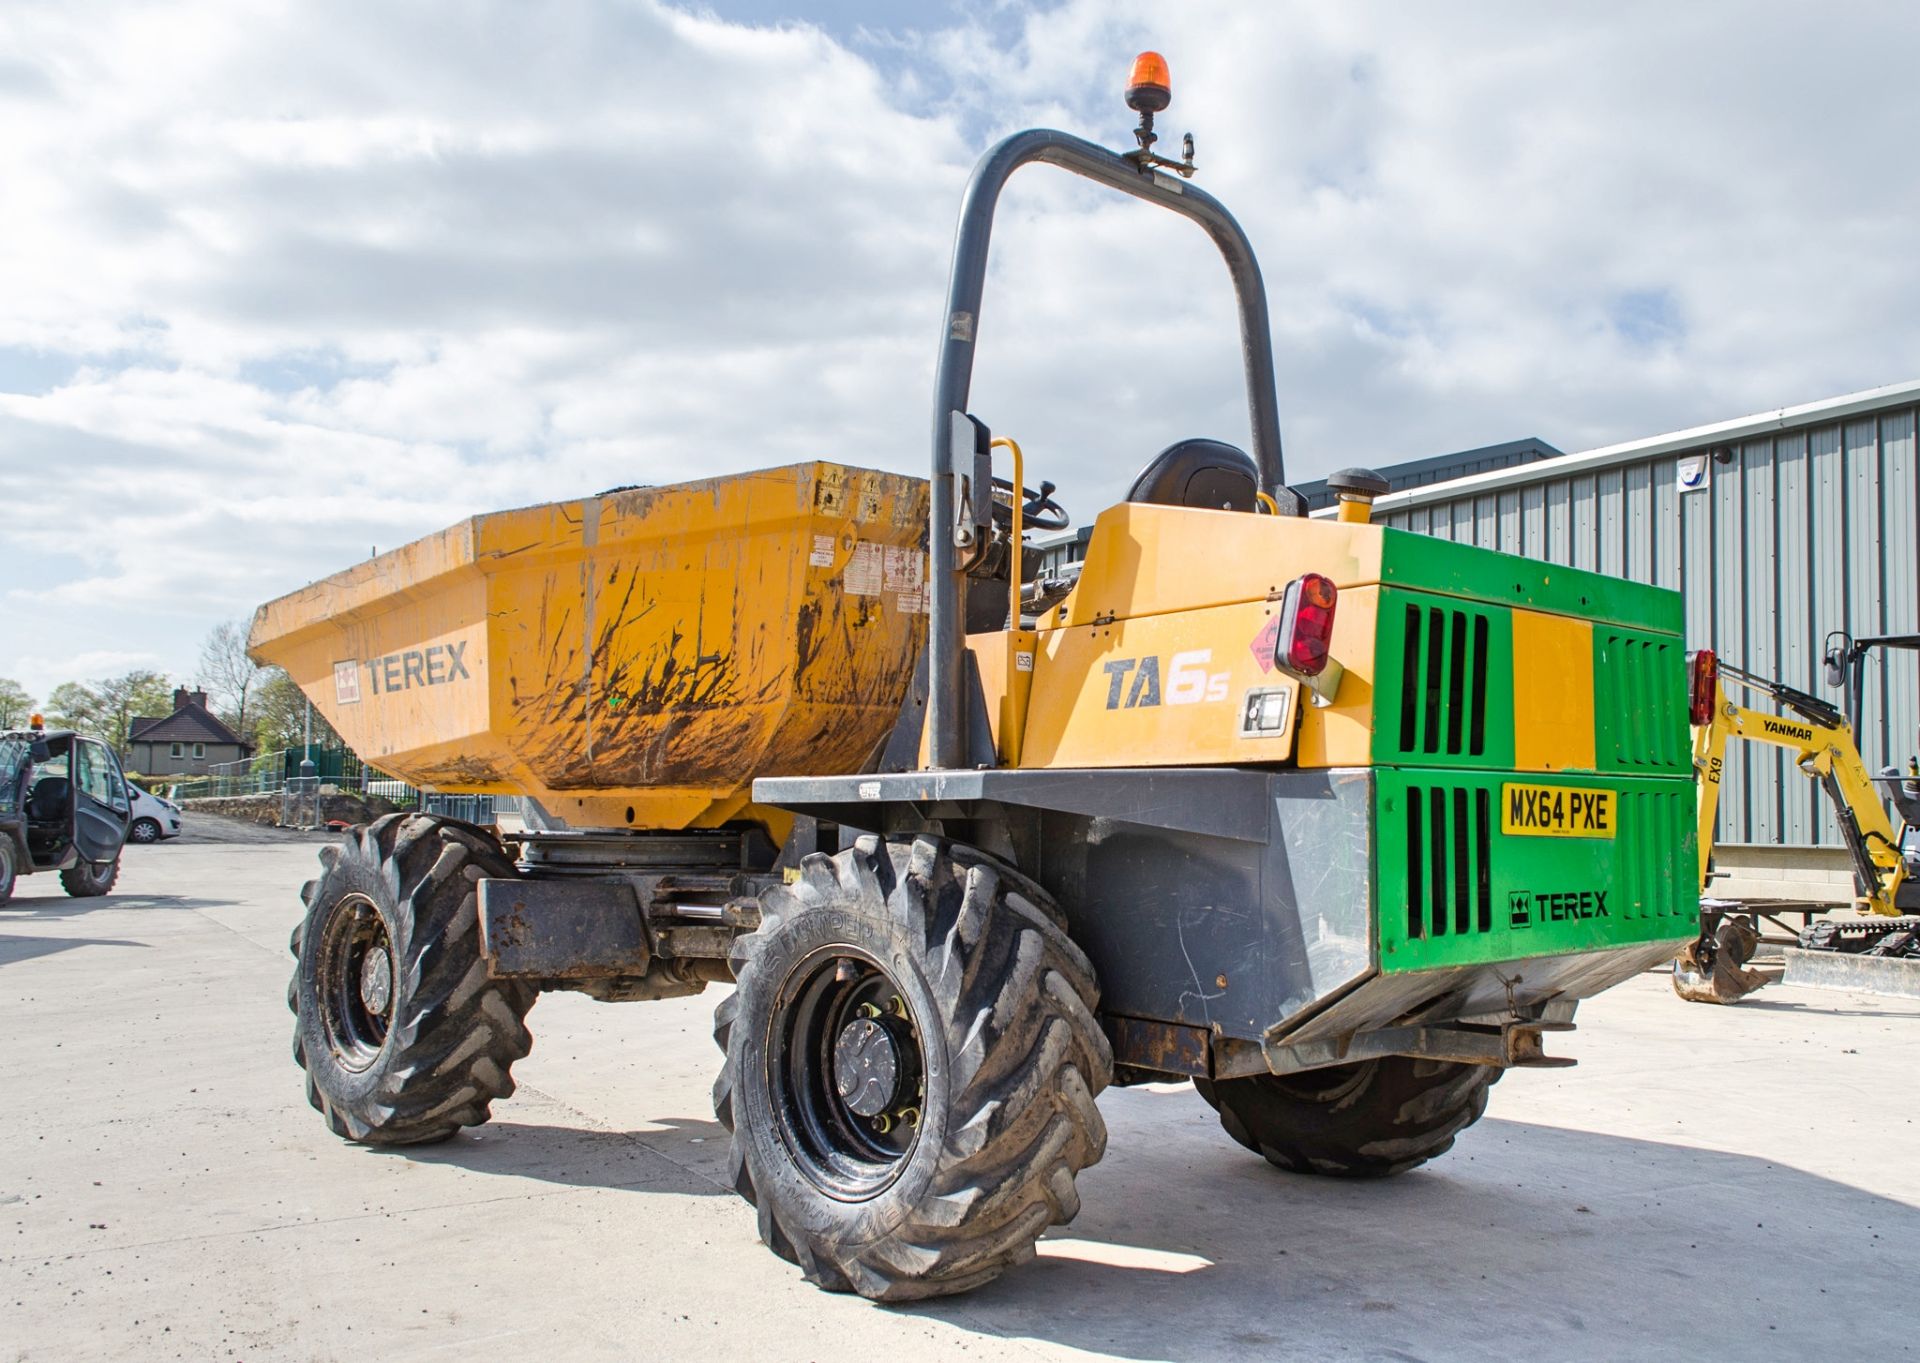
[{"x1": 845, "y1": 541, "x2": 884, "y2": 596}]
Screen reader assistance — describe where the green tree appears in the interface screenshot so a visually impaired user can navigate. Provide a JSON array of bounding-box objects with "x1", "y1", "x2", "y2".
[
  {"x1": 251, "y1": 668, "x2": 342, "y2": 756},
  {"x1": 102, "y1": 671, "x2": 176, "y2": 756},
  {"x1": 47, "y1": 671, "x2": 174, "y2": 756},
  {"x1": 197, "y1": 620, "x2": 268, "y2": 744},
  {"x1": 0, "y1": 678, "x2": 35, "y2": 728},
  {"x1": 44, "y1": 680, "x2": 106, "y2": 734}
]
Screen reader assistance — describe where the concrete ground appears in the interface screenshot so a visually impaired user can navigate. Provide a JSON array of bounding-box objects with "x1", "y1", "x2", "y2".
[{"x1": 4, "y1": 837, "x2": 1916, "y2": 1363}]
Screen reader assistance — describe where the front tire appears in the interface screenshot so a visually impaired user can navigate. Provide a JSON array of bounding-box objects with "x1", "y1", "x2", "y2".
[
  {"x1": 289, "y1": 814, "x2": 534, "y2": 1145},
  {"x1": 0, "y1": 839, "x2": 15, "y2": 905},
  {"x1": 1195, "y1": 1056, "x2": 1500, "y2": 1179},
  {"x1": 60, "y1": 856, "x2": 120, "y2": 897},
  {"x1": 129, "y1": 817, "x2": 162, "y2": 844},
  {"x1": 714, "y1": 834, "x2": 1111, "y2": 1301}
]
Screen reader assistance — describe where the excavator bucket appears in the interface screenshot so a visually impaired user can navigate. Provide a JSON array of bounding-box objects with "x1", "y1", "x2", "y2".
[{"x1": 1671, "y1": 902, "x2": 1770, "y2": 1004}]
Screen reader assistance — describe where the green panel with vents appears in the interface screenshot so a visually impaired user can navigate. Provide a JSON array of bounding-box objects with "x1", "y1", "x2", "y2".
[
  {"x1": 1371, "y1": 589, "x2": 1516, "y2": 770},
  {"x1": 1591, "y1": 625, "x2": 1692, "y2": 774},
  {"x1": 1374, "y1": 768, "x2": 1697, "y2": 972},
  {"x1": 1370, "y1": 589, "x2": 1692, "y2": 776},
  {"x1": 1377, "y1": 528, "x2": 1684, "y2": 634}
]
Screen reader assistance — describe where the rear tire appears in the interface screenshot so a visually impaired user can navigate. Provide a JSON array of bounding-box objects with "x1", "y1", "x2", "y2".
[
  {"x1": 714, "y1": 834, "x2": 1111, "y2": 1301},
  {"x1": 0, "y1": 839, "x2": 15, "y2": 905},
  {"x1": 289, "y1": 814, "x2": 534, "y2": 1145},
  {"x1": 1194, "y1": 1056, "x2": 1500, "y2": 1178},
  {"x1": 60, "y1": 856, "x2": 119, "y2": 897}
]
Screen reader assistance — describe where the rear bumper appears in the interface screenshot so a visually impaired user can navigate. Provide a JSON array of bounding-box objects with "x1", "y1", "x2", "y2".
[
  {"x1": 1260, "y1": 937, "x2": 1683, "y2": 1066},
  {"x1": 760, "y1": 766, "x2": 1695, "y2": 1061}
]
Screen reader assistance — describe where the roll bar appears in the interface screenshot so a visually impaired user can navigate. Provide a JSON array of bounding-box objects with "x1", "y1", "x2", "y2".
[{"x1": 926, "y1": 127, "x2": 1301, "y2": 768}]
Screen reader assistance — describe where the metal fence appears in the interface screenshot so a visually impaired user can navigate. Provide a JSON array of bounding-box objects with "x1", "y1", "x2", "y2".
[
  {"x1": 167, "y1": 747, "x2": 372, "y2": 800},
  {"x1": 168, "y1": 746, "x2": 496, "y2": 825}
]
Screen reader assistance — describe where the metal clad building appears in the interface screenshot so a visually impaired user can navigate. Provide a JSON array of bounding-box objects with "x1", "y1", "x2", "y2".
[
  {"x1": 1364, "y1": 380, "x2": 1920, "y2": 854},
  {"x1": 1291, "y1": 437, "x2": 1563, "y2": 512}
]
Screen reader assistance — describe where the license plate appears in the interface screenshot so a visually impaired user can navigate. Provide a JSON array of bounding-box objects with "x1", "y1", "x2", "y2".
[{"x1": 1500, "y1": 782, "x2": 1616, "y2": 839}]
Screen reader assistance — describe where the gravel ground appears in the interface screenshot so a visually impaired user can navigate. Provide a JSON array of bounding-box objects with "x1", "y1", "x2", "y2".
[{"x1": 169, "y1": 812, "x2": 334, "y2": 845}]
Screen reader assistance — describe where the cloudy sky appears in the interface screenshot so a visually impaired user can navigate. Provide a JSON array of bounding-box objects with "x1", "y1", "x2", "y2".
[{"x1": 3, "y1": 0, "x2": 1917, "y2": 703}]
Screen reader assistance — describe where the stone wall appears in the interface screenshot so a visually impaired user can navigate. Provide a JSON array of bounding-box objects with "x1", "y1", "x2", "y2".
[{"x1": 181, "y1": 791, "x2": 399, "y2": 828}]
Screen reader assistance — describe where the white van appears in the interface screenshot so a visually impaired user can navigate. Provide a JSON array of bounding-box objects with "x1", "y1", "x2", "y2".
[{"x1": 128, "y1": 785, "x2": 183, "y2": 843}]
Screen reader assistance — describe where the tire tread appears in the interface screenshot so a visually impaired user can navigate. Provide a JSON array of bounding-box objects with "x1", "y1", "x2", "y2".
[
  {"x1": 289, "y1": 814, "x2": 533, "y2": 1146},
  {"x1": 1196, "y1": 1056, "x2": 1499, "y2": 1179},
  {"x1": 714, "y1": 834, "x2": 1109, "y2": 1301}
]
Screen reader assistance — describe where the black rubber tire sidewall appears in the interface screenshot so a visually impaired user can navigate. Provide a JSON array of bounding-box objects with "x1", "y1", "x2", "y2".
[
  {"x1": 730, "y1": 900, "x2": 953, "y2": 1251},
  {"x1": 290, "y1": 816, "x2": 533, "y2": 1145},
  {"x1": 1195, "y1": 1055, "x2": 1500, "y2": 1179},
  {"x1": 717, "y1": 834, "x2": 1112, "y2": 1301},
  {"x1": 295, "y1": 844, "x2": 417, "y2": 1113},
  {"x1": 60, "y1": 856, "x2": 119, "y2": 898},
  {"x1": 0, "y1": 838, "x2": 15, "y2": 905}
]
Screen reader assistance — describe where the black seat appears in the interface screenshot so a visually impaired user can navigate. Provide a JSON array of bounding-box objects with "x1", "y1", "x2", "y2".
[
  {"x1": 27, "y1": 777, "x2": 69, "y2": 823},
  {"x1": 25, "y1": 777, "x2": 70, "y2": 862},
  {"x1": 1125, "y1": 438, "x2": 1259, "y2": 512}
]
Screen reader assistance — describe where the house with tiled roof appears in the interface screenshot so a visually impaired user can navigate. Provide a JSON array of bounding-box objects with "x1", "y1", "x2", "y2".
[{"x1": 128, "y1": 687, "x2": 252, "y2": 775}]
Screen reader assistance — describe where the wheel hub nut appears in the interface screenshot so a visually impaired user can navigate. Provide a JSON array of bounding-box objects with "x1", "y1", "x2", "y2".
[
  {"x1": 359, "y1": 947, "x2": 393, "y2": 1015},
  {"x1": 833, "y1": 1017, "x2": 901, "y2": 1118}
]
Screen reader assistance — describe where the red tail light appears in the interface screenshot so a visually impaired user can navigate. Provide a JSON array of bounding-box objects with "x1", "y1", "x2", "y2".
[
  {"x1": 1277, "y1": 573, "x2": 1338, "y2": 677},
  {"x1": 1687, "y1": 649, "x2": 1718, "y2": 726}
]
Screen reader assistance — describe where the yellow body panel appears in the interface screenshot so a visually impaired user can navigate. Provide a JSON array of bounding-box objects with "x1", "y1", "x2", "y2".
[
  {"x1": 1015, "y1": 603, "x2": 1301, "y2": 767},
  {"x1": 248, "y1": 463, "x2": 929, "y2": 830},
  {"x1": 1051, "y1": 504, "x2": 1383, "y2": 628},
  {"x1": 1511, "y1": 612, "x2": 1596, "y2": 772},
  {"x1": 1293, "y1": 586, "x2": 1381, "y2": 767},
  {"x1": 977, "y1": 503, "x2": 1391, "y2": 768}
]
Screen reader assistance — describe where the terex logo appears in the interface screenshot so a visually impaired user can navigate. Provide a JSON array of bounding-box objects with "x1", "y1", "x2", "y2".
[
  {"x1": 365, "y1": 642, "x2": 472, "y2": 696},
  {"x1": 1508, "y1": 889, "x2": 1608, "y2": 928},
  {"x1": 1761, "y1": 718, "x2": 1815, "y2": 743}
]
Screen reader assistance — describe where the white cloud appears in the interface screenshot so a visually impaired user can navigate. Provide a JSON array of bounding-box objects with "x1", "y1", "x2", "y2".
[{"x1": 1, "y1": 0, "x2": 1917, "y2": 701}]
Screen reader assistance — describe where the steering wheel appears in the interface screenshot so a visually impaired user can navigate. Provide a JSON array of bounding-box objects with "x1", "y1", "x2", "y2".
[{"x1": 991, "y1": 477, "x2": 1070, "y2": 533}]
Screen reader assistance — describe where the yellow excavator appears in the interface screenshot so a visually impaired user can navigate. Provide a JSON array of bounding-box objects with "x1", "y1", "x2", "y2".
[{"x1": 1674, "y1": 634, "x2": 1920, "y2": 1003}]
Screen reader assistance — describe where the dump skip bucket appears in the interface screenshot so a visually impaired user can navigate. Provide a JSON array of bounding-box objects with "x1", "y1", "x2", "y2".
[{"x1": 249, "y1": 462, "x2": 929, "y2": 829}]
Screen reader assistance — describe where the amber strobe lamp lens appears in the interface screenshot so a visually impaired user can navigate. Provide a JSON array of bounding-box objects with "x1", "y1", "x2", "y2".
[
  {"x1": 1277, "y1": 573, "x2": 1338, "y2": 676},
  {"x1": 1687, "y1": 649, "x2": 1718, "y2": 726},
  {"x1": 1126, "y1": 51, "x2": 1172, "y2": 113}
]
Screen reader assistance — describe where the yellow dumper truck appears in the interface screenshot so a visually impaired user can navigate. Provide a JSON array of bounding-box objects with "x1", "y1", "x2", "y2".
[{"x1": 253, "y1": 58, "x2": 1699, "y2": 1301}]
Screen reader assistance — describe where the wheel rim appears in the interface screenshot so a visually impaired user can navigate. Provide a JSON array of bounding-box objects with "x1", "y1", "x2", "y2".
[
  {"x1": 132, "y1": 821, "x2": 158, "y2": 843},
  {"x1": 771, "y1": 946, "x2": 926, "y2": 1200},
  {"x1": 316, "y1": 893, "x2": 395, "y2": 1071}
]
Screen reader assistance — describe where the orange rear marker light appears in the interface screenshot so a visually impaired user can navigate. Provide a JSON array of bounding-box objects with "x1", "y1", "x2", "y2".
[{"x1": 1687, "y1": 649, "x2": 1718, "y2": 727}]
